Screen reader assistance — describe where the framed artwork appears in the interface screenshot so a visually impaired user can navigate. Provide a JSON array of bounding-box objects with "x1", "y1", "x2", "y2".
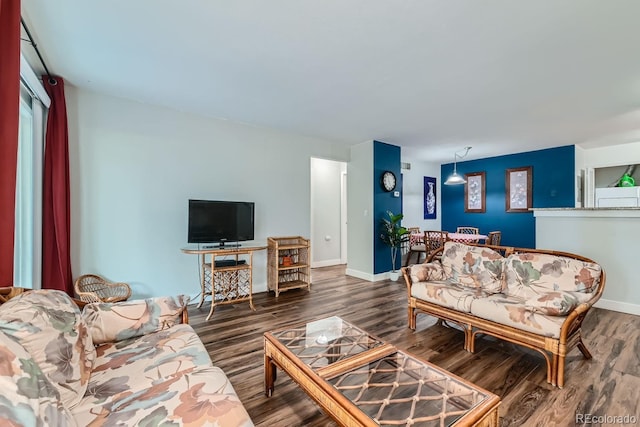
[
  {"x1": 424, "y1": 176, "x2": 437, "y2": 219},
  {"x1": 506, "y1": 166, "x2": 532, "y2": 212},
  {"x1": 464, "y1": 171, "x2": 486, "y2": 213}
]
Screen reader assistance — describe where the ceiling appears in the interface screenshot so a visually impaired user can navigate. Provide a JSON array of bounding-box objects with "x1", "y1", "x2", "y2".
[{"x1": 21, "y1": 0, "x2": 640, "y2": 163}]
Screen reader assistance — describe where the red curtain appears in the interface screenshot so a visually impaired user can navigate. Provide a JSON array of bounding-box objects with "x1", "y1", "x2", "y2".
[
  {"x1": 0, "y1": 0, "x2": 21, "y2": 286},
  {"x1": 42, "y1": 77, "x2": 72, "y2": 294}
]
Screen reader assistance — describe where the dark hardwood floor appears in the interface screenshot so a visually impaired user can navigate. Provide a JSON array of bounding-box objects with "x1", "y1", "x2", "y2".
[{"x1": 188, "y1": 265, "x2": 640, "y2": 426}]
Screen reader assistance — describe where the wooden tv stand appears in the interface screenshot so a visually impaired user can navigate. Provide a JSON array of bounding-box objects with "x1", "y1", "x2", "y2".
[{"x1": 181, "y1": 244, "x2": 266, "y2": 320}]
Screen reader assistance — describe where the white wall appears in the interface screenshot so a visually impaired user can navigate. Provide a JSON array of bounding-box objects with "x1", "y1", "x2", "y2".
[
  {"x1": 400, "y1": 159, "x2": 442, "y2": 231},
  {"x1": 310, "y1": 158, "x2": 345, "y2": 267},
  {"x1": 535, "y1": 210, "x2": 640, "y2": 316},
  {"x1": 66, "y1": 87, "x2": 350, "y2": 299},
  {"x1": 346, "y1": 141, "x2": 373, "y2": 279},
  {"x1": 580, "y1": 141, "x2": 640, "y2": 168}
]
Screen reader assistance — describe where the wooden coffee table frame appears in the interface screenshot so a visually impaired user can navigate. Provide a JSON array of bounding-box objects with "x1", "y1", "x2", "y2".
[{"x1": 264, "y1": 323, "x2": 500, "y2": 427}]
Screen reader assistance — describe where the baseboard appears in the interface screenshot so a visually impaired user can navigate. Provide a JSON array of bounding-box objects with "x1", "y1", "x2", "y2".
[
  {"x1": 345, "y1": 269, "x2": 389, "y2": 282},
  {"x1": 311, "y1": 259, "x2": 343, "y2": 268},
  {"x1": 594, "y1": 299, "x2": 640, "y2": 316}
]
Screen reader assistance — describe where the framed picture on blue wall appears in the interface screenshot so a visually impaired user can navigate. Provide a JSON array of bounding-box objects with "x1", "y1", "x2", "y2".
[
  {"x1": 465, "y1": 171, "x2": 486, "y2": 213},
  {"x1": 424, "y1": 176, "x2": 437, "y2": 219},
  {"x1": 506, "y1": 166, "x2": 532, "y2": 212}
]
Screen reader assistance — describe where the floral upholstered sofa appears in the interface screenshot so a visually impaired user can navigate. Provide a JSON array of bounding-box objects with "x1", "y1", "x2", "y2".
[
  {"x1": 401, "y1": 242, "x2": 606, "y2": 388},
  {"x1": 0, "y1": 289, "x2": 253, "y2": 426}
]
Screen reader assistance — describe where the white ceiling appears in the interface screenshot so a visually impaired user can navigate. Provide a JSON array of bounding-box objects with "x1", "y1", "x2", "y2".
[{"x1": 21, "y1": 0, "x2": 640, "y2": 163}]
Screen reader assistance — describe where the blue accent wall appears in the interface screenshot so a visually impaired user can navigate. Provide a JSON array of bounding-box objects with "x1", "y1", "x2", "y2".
[
  {"x1": 373, "y1": 141, "x2": 402, "y2": 274},
  {"x1": 441, "y1": 145, "x2": 575, "y2": 248}
]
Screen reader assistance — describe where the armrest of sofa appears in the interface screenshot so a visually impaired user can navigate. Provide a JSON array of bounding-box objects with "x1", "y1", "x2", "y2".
[
  {"x1": 561, "y1": 268, "x2": 606, "y2": 339},
  {"x1": 0, "y1": 287, "x2": 29, "y2": 304},
  {"x1": 83, "y1": 295, "x2": 190, "y2": 345}
]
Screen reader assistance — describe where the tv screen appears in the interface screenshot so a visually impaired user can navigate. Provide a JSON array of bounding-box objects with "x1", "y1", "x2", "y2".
[{"x1": 188, "y1": 200, "x2": 255, "y2": 246}]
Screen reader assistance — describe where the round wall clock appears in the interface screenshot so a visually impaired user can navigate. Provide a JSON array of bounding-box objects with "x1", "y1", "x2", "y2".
[{"x1": 381, "y1": 171, "x2": 397, "y2": 192}]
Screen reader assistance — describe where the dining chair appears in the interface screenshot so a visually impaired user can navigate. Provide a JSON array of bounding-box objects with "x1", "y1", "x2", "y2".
[
  {"x1": 404, "y1": 230, "x2": 448, "y2": 266},
  {"x1": 404, "y1": 237, "x2": 426, "y2": 266},
  {"x1": 456, "y1": 226, "x2": 479, "y2": 235},
  {"x1": 424, "y1": 230, "x2": 448, "y2": 261},
  {"x1": 486, "y1": 231, "x2": 502, "y2": 245},
  {"x1": 402, "y1": 227, "x2": 421, "y2": 254}
]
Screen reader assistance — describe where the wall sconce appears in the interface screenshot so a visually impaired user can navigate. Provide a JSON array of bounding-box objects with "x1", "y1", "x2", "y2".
[{"x1": 444, "y1": 146, "x2": 472, "y2": 185}]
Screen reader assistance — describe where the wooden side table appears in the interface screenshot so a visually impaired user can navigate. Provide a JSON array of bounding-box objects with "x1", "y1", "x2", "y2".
[{"x1": 182, "y1": 244, "x2": 266, "y2": 320}]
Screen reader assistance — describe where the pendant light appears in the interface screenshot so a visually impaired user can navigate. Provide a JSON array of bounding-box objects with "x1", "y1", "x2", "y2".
[{"x1": 444, "y1": 146, "x2": 471, "y2": 185}]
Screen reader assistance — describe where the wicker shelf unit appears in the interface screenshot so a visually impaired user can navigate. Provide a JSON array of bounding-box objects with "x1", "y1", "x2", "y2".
[{"x1": 267, "y1": 236, "x2": 311, "y2": 297}]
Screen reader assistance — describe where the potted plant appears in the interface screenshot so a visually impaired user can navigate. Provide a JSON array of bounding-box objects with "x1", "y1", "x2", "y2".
[{"x1": 379, "y1": 210, "x2": 409, "y2": 281}]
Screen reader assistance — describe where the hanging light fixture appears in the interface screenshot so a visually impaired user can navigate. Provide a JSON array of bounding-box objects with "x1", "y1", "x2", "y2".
[{"x1": 444, "y1": 146, "x2": 471, "y2": 185}]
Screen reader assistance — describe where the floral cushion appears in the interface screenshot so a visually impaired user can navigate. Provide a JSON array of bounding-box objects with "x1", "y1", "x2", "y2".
[
  {"x1": 504, "y1": 253, "x2": 602, "y2": 300},
  {"x1": 409, "y1": 262, "x2": 447, "y2": 283},
  {"x1": 87, "y1": 324, "x2": 212, "y2": 388},
  {"x1": 0, "y1": 290, "x2": 95, "y2": 409},
  {"x1": 440, "y1": 242, "x2": 505, "y2": 293},
  {"x1": 0, "y1": 330, "x2": 77, "y2": 426},
  {"x1": 71, "y1": 324, "x2": 253, "y2": 426},
  {"x1": 83, "y1": 295, "x2": 189, "y2": 344},
  {"x1": 469, "y1": 294, "x2": 566, "y2": 338},
  {"x1": 525, "y1": 288, "x2": 595, "y2": 316},
  {"x1": 411, "y1": 280, "x2": 487, "y2": 313}
]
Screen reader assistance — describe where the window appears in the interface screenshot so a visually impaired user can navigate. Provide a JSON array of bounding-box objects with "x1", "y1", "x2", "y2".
[{"x1": 14, "y1": 54, "x2": 49, "y2": 289}]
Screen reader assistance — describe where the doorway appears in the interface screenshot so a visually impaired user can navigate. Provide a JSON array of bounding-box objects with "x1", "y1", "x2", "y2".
[{"x1": 310, "y1": 158, "x2": 347, "y2": 268}]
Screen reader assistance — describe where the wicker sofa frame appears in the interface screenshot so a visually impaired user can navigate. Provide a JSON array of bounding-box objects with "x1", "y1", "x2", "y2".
[{"x1": 401, "y1": 244, "x2": 606, "y2": 388}]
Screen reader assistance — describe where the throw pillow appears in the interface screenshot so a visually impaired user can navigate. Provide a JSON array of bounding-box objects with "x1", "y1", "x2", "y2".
[
  {"x1": 504, "y1": 252, "x2": 602, "y2": 299},
  {"x1": 83, "y1": 295, "x2": 189, "y2": 345},
  {"x1": 441, "y1": 242, "x2": 505, "y2": 293}
]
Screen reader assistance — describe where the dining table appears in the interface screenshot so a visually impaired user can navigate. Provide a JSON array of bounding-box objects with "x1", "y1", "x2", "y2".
[
  {"x1": 447, "y1": 232, "x2": 488, "y2": 243},
  {"x1": 409, "y1": 231, "x2": 488, "y2": 246}
]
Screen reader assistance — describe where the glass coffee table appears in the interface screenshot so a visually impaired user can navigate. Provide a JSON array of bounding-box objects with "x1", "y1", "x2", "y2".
[{"x1": 264, "y1": 316, "x2": 500, "y2": 426}]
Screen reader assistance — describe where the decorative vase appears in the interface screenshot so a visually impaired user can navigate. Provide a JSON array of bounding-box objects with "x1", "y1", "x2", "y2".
[
  {"x1": 426, "y1": 182, "x2": 436, "y2": 215},
  {"x1": 389, "y1": 271, "x2": 400, "y2": 281}
]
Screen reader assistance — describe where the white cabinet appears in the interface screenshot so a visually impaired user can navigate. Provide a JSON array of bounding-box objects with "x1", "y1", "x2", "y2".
[{"x1": 595, "y1": 187, "x2": 640, "y2": 208}]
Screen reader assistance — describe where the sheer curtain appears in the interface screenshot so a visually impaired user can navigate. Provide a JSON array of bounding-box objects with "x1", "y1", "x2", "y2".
[
  {"x1": 14, "y1": 55, "x2": 49, "y2": 289},
  {"x1": 14, "y1": 90, "x2": 34, "y2": 286}
]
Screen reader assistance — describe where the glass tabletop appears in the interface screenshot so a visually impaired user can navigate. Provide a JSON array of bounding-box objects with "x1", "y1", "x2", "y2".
[
  {"x1": 325, "y1": 351, "x2": 490, "y2": 427},
  {"x1": 271, "y1": 316, "x2": 385, "y2": 369}
]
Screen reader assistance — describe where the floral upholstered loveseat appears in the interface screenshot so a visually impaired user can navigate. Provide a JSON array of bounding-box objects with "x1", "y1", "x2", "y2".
[
  {"x1": 401, "y1": 242, "x2": 606, "y2": 388},
  {"x1": 0, "y1": 289, "x2": 253, "y2": 426}
]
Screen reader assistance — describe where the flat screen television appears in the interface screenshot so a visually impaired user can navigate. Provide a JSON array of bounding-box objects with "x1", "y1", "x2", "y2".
[{"x1": 188, "y1": 200, "x2": 255, "y2": 247}]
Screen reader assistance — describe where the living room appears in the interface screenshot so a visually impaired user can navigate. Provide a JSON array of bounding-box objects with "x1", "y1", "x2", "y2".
[{"x1": 3, "y1": 1, "x2": 640, "y2": 425}]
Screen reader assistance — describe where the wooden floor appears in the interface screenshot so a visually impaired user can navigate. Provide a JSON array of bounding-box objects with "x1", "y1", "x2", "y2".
[{"x1": 188, "y1": 265, "x2": 640, "y2": 426}]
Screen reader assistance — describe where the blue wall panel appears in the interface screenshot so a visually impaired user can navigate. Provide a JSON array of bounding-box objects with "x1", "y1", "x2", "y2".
[
  {"x1": 441, "y1": 145, "x2": 575, "y2": 248},
  {"x1": 373, "y1": 141, "x2": 402, "y2": 274}
]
